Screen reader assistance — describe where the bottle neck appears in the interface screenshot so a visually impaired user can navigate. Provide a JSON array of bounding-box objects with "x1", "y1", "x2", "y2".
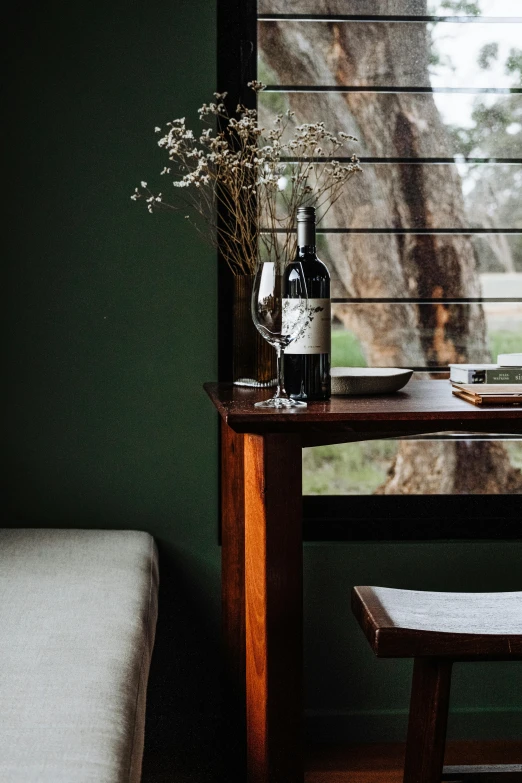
[
  {"x1": 297, "y1": 245, "x2": 316, "y2": 257},
  {"x1": 297, "y1": 219, "x2": 316, "y2": 251}
]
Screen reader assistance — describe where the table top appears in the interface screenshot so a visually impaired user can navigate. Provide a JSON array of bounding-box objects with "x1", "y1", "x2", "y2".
[{"x1": 205, "y1": 381, "x2": 522, "y2": 442}]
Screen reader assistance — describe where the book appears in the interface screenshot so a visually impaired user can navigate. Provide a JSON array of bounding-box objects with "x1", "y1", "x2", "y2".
[
  {"x1": 449, "y1": 364, "x2": 522, "y2": 384},
  {"x1": 498, "y1": 353, "x2": 522, "y2": 367},
  {"x1": 452, "y1": 383, "x2": 522, "y2": 406}
]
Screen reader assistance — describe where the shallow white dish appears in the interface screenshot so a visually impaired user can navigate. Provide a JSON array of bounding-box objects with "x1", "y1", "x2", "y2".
[{"x1": 331, "y1": 367, "x2": 413, "y2": 396}]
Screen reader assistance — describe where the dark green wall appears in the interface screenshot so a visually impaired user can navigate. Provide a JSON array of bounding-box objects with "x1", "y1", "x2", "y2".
[
  {"x1": 5, "y1": 2, "x2": 222, "y2": 776},
  {"x1": 5, "y1": 1, "x2": 520, "y2": 774}
]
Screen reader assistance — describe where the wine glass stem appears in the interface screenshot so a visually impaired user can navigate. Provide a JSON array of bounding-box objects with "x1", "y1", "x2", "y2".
[{"x1": 276, "y1": 345, "x2": 287, "y2": 399}]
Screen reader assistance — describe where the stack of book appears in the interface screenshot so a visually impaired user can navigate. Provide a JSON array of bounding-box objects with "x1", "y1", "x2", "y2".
[{"x1": 449, "y1": 353, "x2": 522, "y2": 406}]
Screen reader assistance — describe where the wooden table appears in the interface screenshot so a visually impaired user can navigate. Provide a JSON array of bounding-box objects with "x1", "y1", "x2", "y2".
[{"x1": 204, "y1": 380, "x2": 522, "y2": 783}]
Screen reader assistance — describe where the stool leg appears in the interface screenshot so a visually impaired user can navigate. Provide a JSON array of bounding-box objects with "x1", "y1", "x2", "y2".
[{"x1": 403, "y1": 658, "x2": 453, "y2": 783}]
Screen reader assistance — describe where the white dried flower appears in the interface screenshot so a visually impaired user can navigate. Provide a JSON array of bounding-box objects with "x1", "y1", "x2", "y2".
[
  {"x1": 247, "y1": 80, "x2": 266, "y2": 93},
  {"x1": 133, "y1": 85, "x2": 360, "y2": 275}
]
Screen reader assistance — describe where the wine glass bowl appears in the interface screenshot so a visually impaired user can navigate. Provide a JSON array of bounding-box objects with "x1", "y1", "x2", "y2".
[{"x1": 251, "y1": 261, "x2": 308, "y2": 408}]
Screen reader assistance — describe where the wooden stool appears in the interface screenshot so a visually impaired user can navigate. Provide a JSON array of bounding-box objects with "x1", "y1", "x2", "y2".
[{"x1": 352, "y1": 586, "x2": 522, "y2": 783}]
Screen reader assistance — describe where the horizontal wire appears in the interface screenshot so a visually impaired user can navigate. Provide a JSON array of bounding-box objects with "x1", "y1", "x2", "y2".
[
  {"x1": 338, "y1": 365, "x2": 520, "y2": 372},
  {"x1": 261, "y1": 228, "x2": 522, "y2": 234},
  {"x1": 398, "y1": 433, "x2": 522, "y2": 439},
  {"x1": 258, "y1": 14, "x2": 522, "y2": 24},
  {"x1": 347, "y1": 365, "x2": 448, "y2": 371},
  {"x1": 264, "y1": 85, "x2": 522, "y2": 94},
  {"x1": 331, "y1": 298, "x2": 522, "y2": 304},
  {"x1": 280, "y1": 156, "x2": 522, "y2": 164}
]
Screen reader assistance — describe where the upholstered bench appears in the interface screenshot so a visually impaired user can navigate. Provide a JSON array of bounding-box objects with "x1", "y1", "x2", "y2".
[{"x1": 0, "y1": 529, "x2": 159, "y2": 783}]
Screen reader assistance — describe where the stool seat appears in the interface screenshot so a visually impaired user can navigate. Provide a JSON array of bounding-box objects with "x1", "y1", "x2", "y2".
[
  {"x1": 352, "y1": 586, "x2": 522, "y2": 782},
  {"x1": 352, "y1": 586, "x2": 522, "y2": 658}
]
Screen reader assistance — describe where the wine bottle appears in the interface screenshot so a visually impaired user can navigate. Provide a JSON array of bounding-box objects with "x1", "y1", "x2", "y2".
[{"x1": 284, "y1": 206, "x2": 331, "y2": 400}]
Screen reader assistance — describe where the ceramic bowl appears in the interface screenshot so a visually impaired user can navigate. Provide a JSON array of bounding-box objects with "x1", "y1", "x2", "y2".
[{"x1": 331, "y1": 367, "x2": 413, "y2": 396}]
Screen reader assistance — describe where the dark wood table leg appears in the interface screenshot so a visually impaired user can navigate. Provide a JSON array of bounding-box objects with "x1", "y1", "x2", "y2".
[
  {"x1": 221, "y1": 420, "x2": 247, "y2": 776},
  {"x1": 244, "y1": 432, "x2": 303, "y2": 783}
]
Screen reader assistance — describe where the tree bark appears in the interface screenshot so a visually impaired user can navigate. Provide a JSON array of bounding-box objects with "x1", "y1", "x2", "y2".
[
  {"x1": 259, "y1": 0, "x2": 522, "y2": 494},
  {"x1": 377, "y1": 440, "x2": 521, "y2": 495}
]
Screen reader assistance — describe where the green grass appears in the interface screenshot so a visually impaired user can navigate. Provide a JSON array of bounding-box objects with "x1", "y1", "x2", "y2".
[
  {"x1": 489, "y1": 330, "x2": 522, "y2": 359},
  {"x1": 331, "y1": 329, "x2": 367, "y2": 367},
  {"x1": 332, "y1": 327, "x2": 522, "y2": 369},
  {"x1": 303, "y1": 440, "x2": 398, "y2": 495}
]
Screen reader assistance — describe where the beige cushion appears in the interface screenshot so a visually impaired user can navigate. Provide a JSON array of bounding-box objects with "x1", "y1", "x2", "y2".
[{"x1": 0, "y1": 529, "x2": 159, "y2": 783}]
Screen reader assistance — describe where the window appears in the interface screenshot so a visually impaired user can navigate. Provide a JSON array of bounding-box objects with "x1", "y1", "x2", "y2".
[{"x1": 219, "y1": 0, "x2": 522, "y2": 535}]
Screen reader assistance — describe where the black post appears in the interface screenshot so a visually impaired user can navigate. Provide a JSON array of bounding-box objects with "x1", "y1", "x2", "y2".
[{"x1": 216, "y1": 0, "x2": 257, "y2": 382}]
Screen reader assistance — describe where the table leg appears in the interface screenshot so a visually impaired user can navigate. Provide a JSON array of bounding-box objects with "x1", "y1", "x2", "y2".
[
  {"x1": 221, "y1": 421, "x2": 247, "y2": 774},
  {"x1": 244, "y1": 432, "x2": 303, "y2": 783}
]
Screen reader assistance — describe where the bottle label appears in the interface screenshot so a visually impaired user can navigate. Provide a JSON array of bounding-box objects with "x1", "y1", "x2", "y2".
[{"x1": 285, "y1": 298, "x2": 331, "y2": 355}]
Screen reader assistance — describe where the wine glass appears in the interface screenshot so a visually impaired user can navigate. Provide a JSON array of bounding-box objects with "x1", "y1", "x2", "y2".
[{"x1": 251, "y1": 259, "x2": 308, "y2": 408}]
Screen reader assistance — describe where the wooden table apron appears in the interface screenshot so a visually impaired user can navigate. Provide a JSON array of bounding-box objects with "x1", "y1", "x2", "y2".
[{"x1": 206, "y1": 381, "x2": 522, "y2": 783}]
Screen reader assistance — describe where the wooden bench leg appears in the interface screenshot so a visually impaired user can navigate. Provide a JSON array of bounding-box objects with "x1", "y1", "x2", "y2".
[{"x1": 403, "y1": 658, "x2": 453, "y2": 783}]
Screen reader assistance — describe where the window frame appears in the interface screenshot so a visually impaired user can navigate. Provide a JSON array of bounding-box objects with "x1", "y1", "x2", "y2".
[{"x1": 217, "y1": 0, "x2": 521, "y2": 541}]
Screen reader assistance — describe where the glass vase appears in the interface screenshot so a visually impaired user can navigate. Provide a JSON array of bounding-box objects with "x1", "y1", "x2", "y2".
[{"x1": 233, "y1": 274, "x2": 277, "y2": 387}]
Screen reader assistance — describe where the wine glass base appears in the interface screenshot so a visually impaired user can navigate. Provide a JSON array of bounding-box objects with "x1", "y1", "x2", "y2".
[{"x1": 254, "y1": 397, "x2": 307, "y2": 409}]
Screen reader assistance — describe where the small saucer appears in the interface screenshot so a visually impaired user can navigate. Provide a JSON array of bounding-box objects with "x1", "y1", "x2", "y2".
[{"x1": 331, "y1": 367, "x2": 413, "y2": 395}]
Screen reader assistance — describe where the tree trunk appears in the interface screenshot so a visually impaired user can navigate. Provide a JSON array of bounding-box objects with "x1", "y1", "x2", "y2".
[
  {"x1": 259, "y1": 1, "x2": 522, "y2": 494},
  {"x1": 377, "y1": 440, "x2": 521, "y2": 495}
]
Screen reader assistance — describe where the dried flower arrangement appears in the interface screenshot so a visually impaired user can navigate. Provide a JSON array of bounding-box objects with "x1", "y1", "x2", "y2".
[{"x1": 132, "y1": 81, "x2": 361, "y2": 275}]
